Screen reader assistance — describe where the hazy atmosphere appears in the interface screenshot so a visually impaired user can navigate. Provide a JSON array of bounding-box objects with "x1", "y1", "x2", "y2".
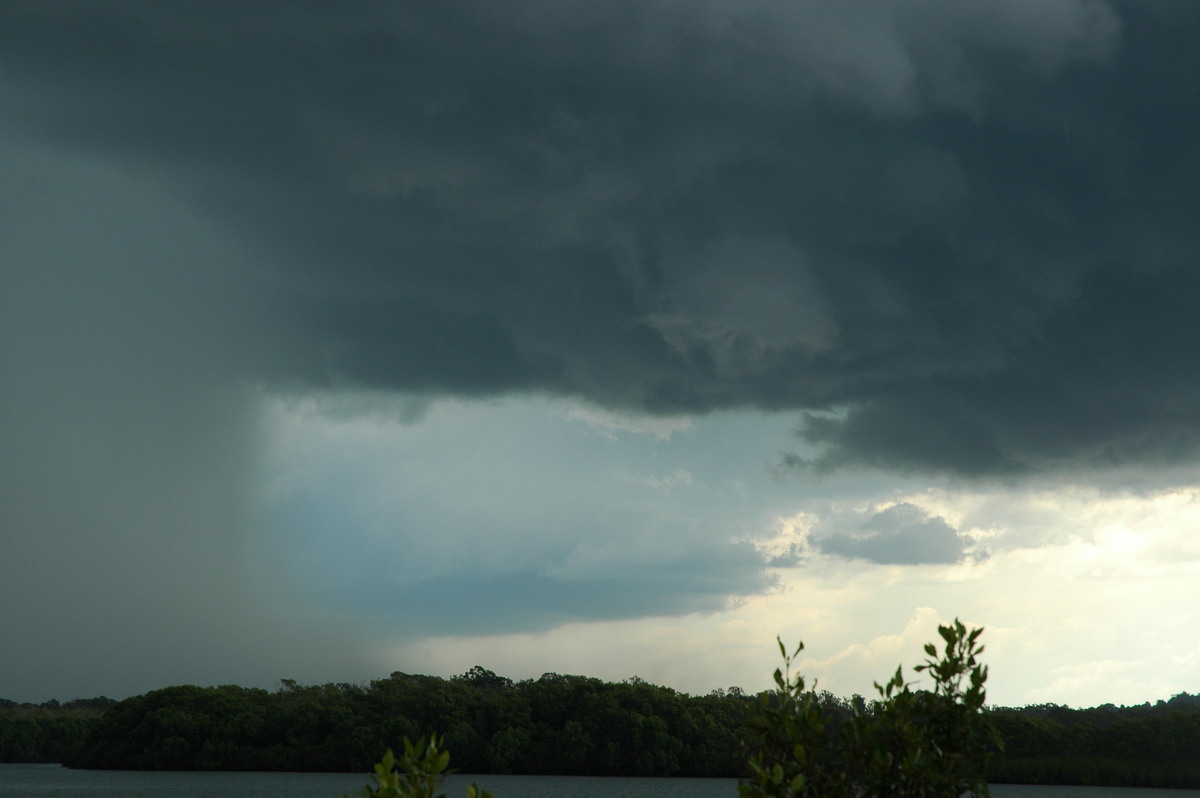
[{"x1": 3, "y1": 1, "x2": 1199, "y2": 708}]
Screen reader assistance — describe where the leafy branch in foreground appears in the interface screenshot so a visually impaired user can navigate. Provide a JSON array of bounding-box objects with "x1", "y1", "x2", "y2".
[
  {"x1": 342, "y1": 734, "x2": 492, "y2": 798},
  {"x1": 345, "y1": 620, "x2": 998, "y2": 798},
  {"x1": 741, "y1": 618, "x2": 1001, "y2": 798}
]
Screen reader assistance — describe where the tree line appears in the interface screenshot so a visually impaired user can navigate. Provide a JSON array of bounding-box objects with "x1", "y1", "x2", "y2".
[
  {"x1": 3, "y1": 672, "x2": 1199, "y2": 787},
  {"x1": 53, "y1": 668, "x2": 751, "y2": 776},
  {"x1": 988, "y1": 694, "x2": 1200, "y2": 789},
  {"x1": 0, "y1": 697, "x2": 115, "y2": 764}
]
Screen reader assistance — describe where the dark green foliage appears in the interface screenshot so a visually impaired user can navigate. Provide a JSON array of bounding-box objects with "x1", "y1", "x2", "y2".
[
  {"x1": 988, "y1": 699, "x2": 1200, "y2": 788},
  {"x1": 62, "y1": 670, "x2": 752, "y2": 775},
  {"x1": 30, "y1": 659, "x2": 1200, "y2": 788},
  {"x1": 741, "y1": 619, "x2": 1000, "y2": 798},
  {"x1": 341, "y1": 735, "x2": 492, "y2": 798},
  {"x1": 63, "y1": 684, "x2": 286, "y2": 770},
  {"x1": 0, "y1": 697, "x2": 114, "y2": 763}
]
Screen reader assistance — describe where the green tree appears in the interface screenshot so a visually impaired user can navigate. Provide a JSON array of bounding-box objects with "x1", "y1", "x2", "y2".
[{"x1": 742, "y1": 619, "x2": 1000, "y2": 798}]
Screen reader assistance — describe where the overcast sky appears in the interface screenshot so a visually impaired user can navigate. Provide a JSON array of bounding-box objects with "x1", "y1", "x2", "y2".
[{"x1": 3, "y1": 1, "x2": 1199, "y2": 708}]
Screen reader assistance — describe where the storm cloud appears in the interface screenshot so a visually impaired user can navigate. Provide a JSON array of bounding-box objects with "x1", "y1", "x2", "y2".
[
  {"x1": 2, "y1": 1, "x2": 1196, "y2": 477},
  {"x1": 4, "y1": 1, "x2": 1200, "y2": 702}
]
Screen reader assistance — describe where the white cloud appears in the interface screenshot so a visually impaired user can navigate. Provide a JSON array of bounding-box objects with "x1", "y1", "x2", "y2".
[
  {"x1": 228, "y1": 395, "x2": 1200, "y2": 708},
  {"x1": 366, "y1": 472, "x2": 1200, "y2": 708},
  {"x1": 798, "y1": 607, "x2": 952, "y2": 695}
]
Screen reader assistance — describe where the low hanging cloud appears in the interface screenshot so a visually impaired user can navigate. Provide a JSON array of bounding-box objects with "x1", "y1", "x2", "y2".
[
  {"x1": 4, "y1": 2, "x2": 1197, "y2": 481},
  {"x1": 814, "y1": 503, "x2": 970, "y2": 565}
]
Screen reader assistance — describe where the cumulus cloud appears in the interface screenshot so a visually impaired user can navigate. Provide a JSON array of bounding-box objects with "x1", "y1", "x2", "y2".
[
  {"x1": 813, "y1": 503, "x2": 969, "y2": 565},
  {"x1": 797, "y1": 607, "x2": 952, "y2": 696}
]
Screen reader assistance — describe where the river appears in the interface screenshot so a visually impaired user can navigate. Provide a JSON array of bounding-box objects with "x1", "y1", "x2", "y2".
[{"x1": 2, "y1": 764, "x2": 1198, "y2": 797}]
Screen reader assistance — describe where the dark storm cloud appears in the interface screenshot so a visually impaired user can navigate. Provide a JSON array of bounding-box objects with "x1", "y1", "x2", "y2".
[
  {"x1": 814, "y1": 503, "x2": 967, "y2": 565},
  {"x1": 0, "y1": 139, "x2": 373, "y2": 701},
  {"x1": 7, "y1": 2, "x2": 1199, "y2": 478}
]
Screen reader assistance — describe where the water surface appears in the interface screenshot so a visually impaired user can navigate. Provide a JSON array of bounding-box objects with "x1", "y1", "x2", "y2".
[{"x1": 2, "y1": 764, "x2": 1197, "y2": 798}]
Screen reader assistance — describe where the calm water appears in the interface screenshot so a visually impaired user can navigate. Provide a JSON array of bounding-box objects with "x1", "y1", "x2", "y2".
[{"x1": 2, "y1": 764, "x2": 1198, "y2": 798}]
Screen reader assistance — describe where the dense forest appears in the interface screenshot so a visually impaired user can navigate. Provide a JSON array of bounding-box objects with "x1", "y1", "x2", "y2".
[
  {"x1": 988, "y1": 694, "x2": 1200, "y2": 788},
  {"x1": 3, "y1": 671, "x2": 1199, "y2": 788},
  {"x1": 0, "y1": 697, "x2": 115, "y2": 764}
]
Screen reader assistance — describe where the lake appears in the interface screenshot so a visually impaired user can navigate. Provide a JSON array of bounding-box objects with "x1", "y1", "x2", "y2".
[{"x1": 2, "y1": 764, "x2": 1198, "y2": 798}]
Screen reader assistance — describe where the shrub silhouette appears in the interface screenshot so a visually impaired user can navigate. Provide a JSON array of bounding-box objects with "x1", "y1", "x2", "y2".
[
  {"x1": 741, "y1": 619, "x2": 999, "y2": 798},
  {"x1": 346, "y1": 619, "x2": 998, "y2": 798}
]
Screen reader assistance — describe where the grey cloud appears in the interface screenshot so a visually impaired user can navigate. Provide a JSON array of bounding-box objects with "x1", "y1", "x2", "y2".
[
  {"x1": 260, "y1": 419, "x2": 775, "y2": 637},
  {"x1": 0, "y1": 140, "x2": 374, "y2": 700},
  {"x1": 797, "y1": 263, "x2": 1200, "y2": 476},
  {"x1": 5, "y1": 0, "x2": 1195, "y2": 702},
  {"x1": 815, "y1": 503, "x2": 967, "y2": 565},
  {"x1": 323, "y1": 542, "x2": 773, "y2": 636},
  {"x1": 5, "y1": 2, "x2": 1197, "y2": 482}
]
